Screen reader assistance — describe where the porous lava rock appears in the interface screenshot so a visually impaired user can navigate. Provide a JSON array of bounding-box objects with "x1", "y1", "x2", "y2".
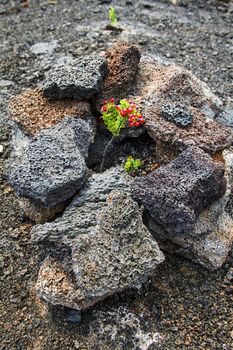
[
  {"x1": 131, "y1": 57, "x2": 233, "y2": 161},
  {"x1": 31, "y1": 166, "x2": 131, "y2": 244},
  {"x1": 6, "y1": 117, "x2": 95, "y2": 209},
  {"x1": 131, "y1": 147, "x2": 226, "y2": 235},
  {"x1": 43, "y1": 54, "x2": 108, "y2": 99},
  {"x1": 9, "y1": 87, "x2": 91, "y2": 134},
  {"x1": 160, "y1": 102, "x2": 193, "y2": 128},
  {"x1": 145, "y1": 96, "x2": 233, "y2": 162},
  {"x1": 135, "y1": 57, "x2": 223, "y2": 112},
  {"x1": 146, "y1": 148, "x2": 233, "y2": 270},
  {"x1": 35, "y1": 191, "x2": 165, "y2": 310},
  {"x1": 98, "y1": 41, "x2": 141, "y2": 102}
]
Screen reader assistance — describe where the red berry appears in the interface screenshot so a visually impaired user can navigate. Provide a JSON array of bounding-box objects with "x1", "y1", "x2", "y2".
[
  {"x1": 109, "y1": 98, "x2": 115, "y2": 103},
  {"x1": 101, "y1": 106, "x2": 108, "y2": 112},
  {"x1": 135, "y1": 122, "x2": 140, "y2": 127},
  {"x1": 121, "y1": 109, "x2": 128, "y2": 116},
  {"x1": 128, "y1": 107, "x2": 133, "y2": 113}
]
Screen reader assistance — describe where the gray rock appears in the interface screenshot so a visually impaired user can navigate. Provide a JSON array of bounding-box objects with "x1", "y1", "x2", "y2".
[
  {"x1": 30, "y1": 40, "x2": 58, "y2": 55},
  {"x1": 131, "y1": 147, "x2": 226, "y2": 235},
  {"x1": 35, "y1": 191, "x2": 165, "y2": 310},
  {"x1": 7, "y1": 117, "x2": 95, "y2": 208},
  {"x1": 215, "y1": 108, "x2": 233, "y2": 129},
  {"x1": 31, "y1": 166, "x2": 131, "y2": 243},
  {"x1": 43, "y1": 54, "x2": 108, "y2": 99},
  {"x1": 160, "y1": 102, "x2": 193, "y2": 128}
]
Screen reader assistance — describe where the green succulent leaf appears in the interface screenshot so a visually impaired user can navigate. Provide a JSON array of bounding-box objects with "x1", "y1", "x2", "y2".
[{"x1": 124, "y1": 156, "x2": 142, "y2": 174}]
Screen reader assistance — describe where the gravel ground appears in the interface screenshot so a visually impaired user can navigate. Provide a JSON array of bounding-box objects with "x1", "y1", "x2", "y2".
[{"x1": 0, "y1": 1, "x2": 233, "y2": 349}]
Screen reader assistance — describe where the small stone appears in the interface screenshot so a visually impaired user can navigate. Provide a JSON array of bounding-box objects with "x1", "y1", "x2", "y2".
[
  {"x1": 43, "y1": 54, "x2": 108, "y2": 99},
  {"x1": 215, "y1": 108, "x2": 233, "y2": 129},
  {"x1": 0, "y1": 145, "x2": 3, "y2": 154},
  {"x1": 30, "y1": 40, "x2": 58, "y2": 55},
  {"x1": 66, "y1": 310, "x2": 82, "y2": 323},
  {"x1": 160, "y1": 102, "x2": 193, "y2": 128},
  {"x1": 96, "y1": 41, "x2": 141, "y2": 108}
]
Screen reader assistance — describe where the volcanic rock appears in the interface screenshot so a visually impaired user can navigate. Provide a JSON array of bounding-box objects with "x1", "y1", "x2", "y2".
[
  {"x1": 9, "y1": 87, "x2": 92, "y2": 134},
  {"x1": 6, "y1": 117, "x2": 95, "y2": 209},
  {"x1": 31, "y1": 166, "x2": 131, "y2": 243},
  {"x1": 43, "y1": 54, "x2": 108, "y2": 99},
  {"x1": 131, "y1": 147, "x2": 226, "y2": 235},
  {"x1": 35, "y1": 191, "x2": 165, "y2": 310}
]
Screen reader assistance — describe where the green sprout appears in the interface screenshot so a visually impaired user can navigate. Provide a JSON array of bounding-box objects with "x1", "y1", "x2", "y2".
[
  {"x1": 109, "y1": 6, "x2": 117, "y2": 26},
  {"x1": 124, "y1": 156, "x2": 142, "y2": 174}
]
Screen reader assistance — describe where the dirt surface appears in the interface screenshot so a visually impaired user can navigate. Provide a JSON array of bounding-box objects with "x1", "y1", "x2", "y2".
[{"x1": 0, "y1": 1, "x2": 233, "y2": 349}]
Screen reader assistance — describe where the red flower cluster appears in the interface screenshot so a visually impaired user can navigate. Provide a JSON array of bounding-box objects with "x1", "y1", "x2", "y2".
[{"x1": 101, "y1": 98, "x2": 145, "y2": 127}]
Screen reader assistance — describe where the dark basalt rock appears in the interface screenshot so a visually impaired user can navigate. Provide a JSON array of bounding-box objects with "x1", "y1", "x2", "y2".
[
  {"x1": 6, "y1": 117, "x2": 95, "y2": 208},
  {"x1": 43, "y1": 54, "x2": 108, "y2": 99},
  {"x1": 131, "y1": 147, "x2": 226, "y2": 235},
  {"x1": 160, "y1": 103, "x2": 193, "y2": 128}
]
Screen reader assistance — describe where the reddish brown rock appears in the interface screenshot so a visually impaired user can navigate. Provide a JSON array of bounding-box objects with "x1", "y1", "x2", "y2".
[
  {"x1": 131, "y1": 57, "x2": 233, "y2": 160},
  {"x1": 9, "y1": 88, "x2": 91, "y2": 134},
  {"x1": 145, "y1": 103, "x2": 233, "y2": 161},
  {"x1": 97, "y1": 41, "x2": 141, "y2": 106},
  {"x1": 19, "y1": 197, "x2": 68, "y2": 224},
  {"x1": 135, "y1": 58, "x2": 223, "y2": 111}
]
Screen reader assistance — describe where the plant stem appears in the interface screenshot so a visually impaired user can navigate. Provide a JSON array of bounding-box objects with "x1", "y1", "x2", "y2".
[{"x1": 100, "y1": 136, "x2": 115, "y2": 172}]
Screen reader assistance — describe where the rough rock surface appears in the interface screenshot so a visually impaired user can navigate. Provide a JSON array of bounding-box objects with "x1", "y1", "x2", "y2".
[
  {"x1": 9, "y1": 87, "x2": 92, "y2": 134},
  {"x1": 147, "y1": 211, "x2": 233, "y2": 271},
  {"x1": 145, "y1": 148, "x2": 233, "y2": 270},
  {"x1": 132, "y1": 147, "x2": 226, "y2": 235},
  {"x1": 131, "y1": 57, "x2": 233, "y2": 160},
  {"x1": 135, "y1": 57, "x2": 223, "y2": 112},
  {"x1": 98, "y1": 42, "x2": 140, "y2": 102},
  {"x1": 35, "y1": 191, "x2": 165, "y2": 310},
  {"x1": 31, "y1": 166, "x2": 131, "y2": 243},
  {"x1": 145, "y1": 98, "x2": 233, "y2": 161},
  {"x1": 18, "y1": 197, "x2": 68, "y2": 224},
  {"x1": 215, "y1": 108, "x2": 233, "y2": 129},
  {"x1": 43, "y1": 54, "x2": 108, "y2": 99},
  {"x1": 160, "y1": 102, "x2": 193, "y2": 128},
  {"x1": 6, "y1": 117, "x2": 95, "y2": 208}
]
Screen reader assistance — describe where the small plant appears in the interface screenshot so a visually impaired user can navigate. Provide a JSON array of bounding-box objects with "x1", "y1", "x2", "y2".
[
  {"x1": 100, "y1": 98, "x2": 145, "y2": 172},
  {"x1": 124, "y1": 156, "x2": 142, "y2": 174},
  {"x1": 109, "y1": 6, "x2": 117, "y2": 26}
]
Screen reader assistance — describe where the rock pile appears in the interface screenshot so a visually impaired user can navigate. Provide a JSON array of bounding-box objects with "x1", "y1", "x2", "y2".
[{"x1": 6, "y1": 41, "x2": 233, "y2": 312}]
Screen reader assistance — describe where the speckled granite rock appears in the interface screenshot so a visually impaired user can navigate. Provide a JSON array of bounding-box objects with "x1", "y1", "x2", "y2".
[
  {"x1": 43, "y1": 54, "x2": 108, "y2": 99},
  {"x1": 6, "y1": 117, "x2": 95, "y2": 208},
  {"x1": 132, "y1": 147, "x2": 226, "y2": 235},
  {"x1": 31, "y1": 166, "x2": 131, "y2": 243},
  {"x1": 145, "y1": 148, "x2": 233, "y2": 270},
  {"x1": 9, "y1": 88, "x2": 92, "y2": 134},
  {"x1": 35, "y1": 191, "x2": 165, "y2": 310}
]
